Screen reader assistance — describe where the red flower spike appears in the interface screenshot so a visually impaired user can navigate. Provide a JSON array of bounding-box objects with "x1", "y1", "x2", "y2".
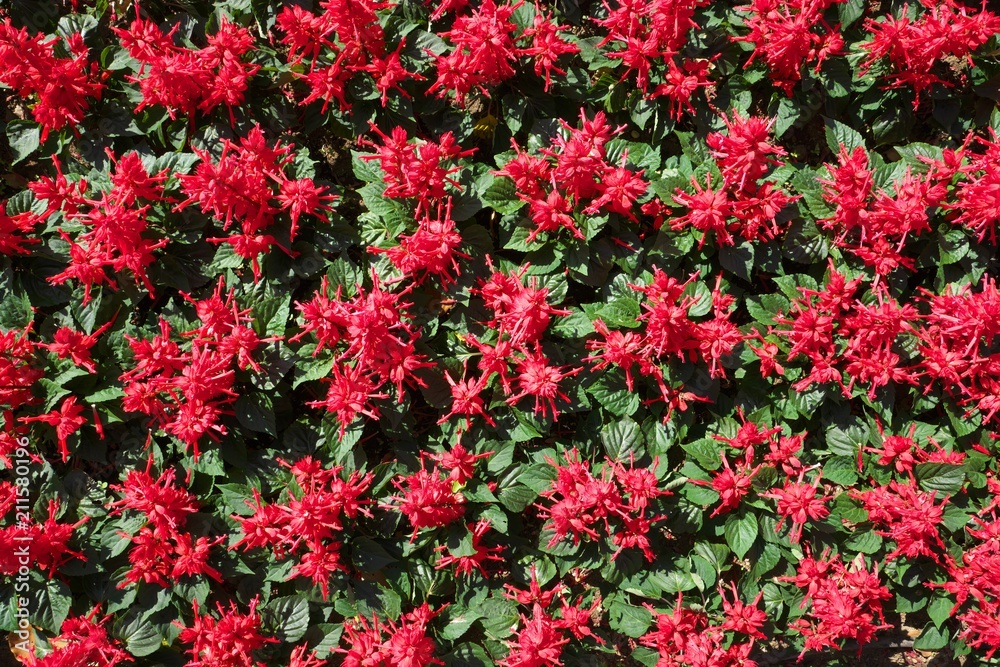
[
  {"x1": 176, "y1": 598, "x2": 277, "y2": 667},
  {"x1": 385, "y1": 465, "x2": 466, "y2": 540}
]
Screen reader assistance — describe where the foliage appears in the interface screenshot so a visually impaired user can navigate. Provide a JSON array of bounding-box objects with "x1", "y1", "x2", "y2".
[{"x1": 2, "y1": 0, "x2": 1000, "y2": 665}]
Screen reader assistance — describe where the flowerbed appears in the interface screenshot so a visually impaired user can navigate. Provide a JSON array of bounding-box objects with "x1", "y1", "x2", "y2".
[{"x1": 2, "y1": 0, "x2": 1000, "y2": 665}]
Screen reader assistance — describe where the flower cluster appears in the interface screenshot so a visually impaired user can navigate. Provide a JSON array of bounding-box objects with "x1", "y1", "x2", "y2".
[
  {"x1": 595, "y1": 0, "x2": 713, "y2": 115},
  {"x1": 114, "y1": 16, "x2": 259, "y2": 122},
  {"x1": 610, "y1": 268, "x2": 741, "y2": 407},
  {"x1": 536, "y1": 448, "x2": 669, "y2": 560},
  {"x1": 361, "y1": 127, "x2": 474, "y2": 285},
  {"x1": 852, "y1": 480, "x2": 948, "y2": 561},
  {"x1": 233, "y1": 456, "x2": 372, "y2": 598},
  {"x1": 860, "y1": 0, "x2": 1000, "y2": 102},
  {"x1": 430, "y1": 1, "x2": 577, "y2": 104},
  {"x1": 0, "y1": 499, "x2": 87, "y2": 578},
  {"x1": 110, "y1": 458, "x2": 222, "y2": 589},
  {"x1": 688, "y1": 412, "x2": 826, "y2": 543},
  {"x1": 0, "y1": 326, "x2": 44, "y2": 462},
  {"x1": 275, "y1": 0, "x2": 414, "y2": 112},
  {"x1": 497, "y1": 110, "x2": 647, "y2": 241},
  {"x1": 778, "y1": 550, "x2": 892, "y2": 656},
  {"x1": 670, "y1": 113, "x2": 797, "y2": 246},
  {"x1": 437, "y1": 262, "x2": 581, "y2": 431},
  {"x1": 0, "y1": 20, "x2": 104, "y2": 139},
  {"x1": 639, "y1": 589, "x2": 765, "y2": 667},
  {"x1": 120, "y1": 279, "x2": 269, "y2": 455},
  {"x1": 337, "y1": 604, "x2": 442, "y2": 667},
  {"x1": 773, "y1": 263, "x2": 916, "y2": 399},
  {"x1": 177, "y1": 125, "x2": 334, "y2": 280},
  {"x1": 362, "y1": 125, "x2": 475, "y2": 213},
  {"x1": 40, "y1": 151, "x2": 172, "y2": 303},
  {"x1": 385, "y1": 463, "x2": 467, "y2": 540},
  {"x1": 917, "y1": 277, "x2": 1000, "y2": 424},
  {"x1": 176, "y1": 598, "x2": 275, "y2": 667},
  {"x1": 23, "y1": 607, "x2": 131, "y2": 667},
  {"x1": 500, "y1": 568, "x2": 602, "y2": 667},
  {"x1": 818, "y1": 144, "x2": 952, "y2": 275},
  {"x1": 736, "y1": 0, "x2": 844, "y2": 95},
  {"x1": 294, "y1": 274, "x2": 432, "y2": 435}
]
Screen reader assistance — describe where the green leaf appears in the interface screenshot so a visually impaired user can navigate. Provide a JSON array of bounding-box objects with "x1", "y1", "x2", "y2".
[
  {"x1": 262, "y1": 596, "x2": 310, "y2": 643},
  {"x1": 632, "y1": 647, "x2": 661, "y2": 667},
  {"x1": 719, "y1": 242, "x2": 754, "y2": 281},
  {"x1": 927, "y1": 594, "x2": 954, "y2": 628},
  {"x1": 481, "y1": 177, "x2": 524, "y2": 214},
  {"x1": 589, "y1": 374, "x2": 640, "y2": 417},
  {"x1": 844, "y1": 530, "x2": 882, "y2": 554},
  {"x1": 116, "y1": 608, "x2": 163, "y2": 657},
  {"x1": 783, "y1": 219, "x2": 829, "y2": 264},
  {"x1": 351, "y1": 536, "x2": 397, "y2": 572},
  {"x1": 823, "y1": 456, "x2": 859, "y2": 486},
  {"x1": 310, "y1": 624, "x2": 344, "y2": 657},
  {"x1": 681, "y1": 439, "x2": 722, "y2": 471},
  {"x1": 771, "y1": 96, "x2": 801, "y2": 137},
  {"x1": 914, "y1": 462, "x2": 966, "y2": 495},
  {"x1": 440, "y1": 609, "x2": 482, "y2": 641},
  {"x1": 824, "y1": 117, "x2": 866, "y2": 153},
  {"x1": 352, "y1": 150, "x2": 382, "y2": 182},
  {"x1": 748, "y1": 542, "x2": 782, "y2": 580},
  {"x1": 29, "y1": 579, "x2": 72, "y2": 635},
  {"x1": 838, "y1": 0, "x2": 865, "y2": 27},
  {"x1": 912, "y1": 622, "x2": 949, "y2": 651},
  {"x1": 550, "y1": 309, "x2": 594, "y2": 338},
  {"x1": 57, "y1": 13, "x2": 99, "y2": 39},
  {"x1": 601, "y1": 418, "x2": 643, "y2": 461},
  {"x1": 235, "y1": 393, "x2": 276, "y2": 437},
  {"x1": 6, "y1": 121, "x2": 41, "y2": 165},
  {"x1": 724, "y1": 512, "x2": 758, "y2": 559},
  {"x1": 607, "y1": 599, "x2": 651, "y2": 638},
  {"x1": 475, "y1": 597, "x2": 519, "y2": 640},
  {"x1": 594, "y1": 298, "x2": 642, "y2": 329},
  {"x1": 0, "y1": 287, "x2": 32, "y2": 330},
  {"x1": 445, "y1": 642, "x2": 493, "y2": 667},
  {"x1": 685, "y1": 280, "x2": 713, "y2": 317},
  {"x1": 827, "y1": 417, "x2": 868, "y2": 457},
  {"x1": 498, "y1": 484, "x2": 538, "y2": 513}
]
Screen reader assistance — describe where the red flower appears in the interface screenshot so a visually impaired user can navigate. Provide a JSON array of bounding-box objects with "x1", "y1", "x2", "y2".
[
  {"x1": 1, "y1": 501, "x2": 86, "y2": 577},
  {"x1": 671, "y1": 174, "x2": 733, "y2": 247},
  {"x1": 506, "y1": 345, "x2": 582, "y2": 421},
  {"x1": 39, "y1": 320, "x2": 115, "y2": 373},
  {"x1": 429, "y1": 443, "x2": 493, "y2": 484},
  {"x1": 735, "y1": 0, "x2": 843, "y2": 96},
  {"x1": 689, "y1": 453, "x2": 761, "y2": 518},
  {"x1": 499, "y1": 604, "x2": 570, "y2": 667},
  {"x1": 20, "y1": 396, "x2": 86, "y2": 462},
  {"x1": 720, "y1": 584, "x2": 767, "y2": 639},
  {"x1": 386, "y1": 466, "x2": 466, "y2": 540},
  {"x1": 176, "y1": 599, "x2": 276, "y2": 667},
  {"x1": 429, "y1": 0, "x2": 523, "y2": 104},
  {"x1": 109, "y1": 457, "x2": 198, "y2": 536},
  {"x1": 538, "y1": 449, "x2": 667, "y2": 560},
  {"x1": 338, "y1": 605, "x2": 443, "y2": 667},
  {"x1": 760, "y1": 472, "x2": 831, "y2": 543},
  {"x1": 0, "y1": 21, "x2": 105, "y2": 140},
  {"x1": 851, "y1": 480, "x2": 948, "y2": 562},
  {"x1": 584, "y1": 319, "x2": 645, "y2": 391},
  {"x1": 778, "y1": 551, "x2": 891, "y2": 658},
  {"x1": 435, "y1": 519, "x2": 504, "y2": 577},
  {"x1": 520, "y1": 13, "x2": 579, "y2": 92},
  {"x1": 23, "y1": 606, "x2": 131, "y2": 667}
]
